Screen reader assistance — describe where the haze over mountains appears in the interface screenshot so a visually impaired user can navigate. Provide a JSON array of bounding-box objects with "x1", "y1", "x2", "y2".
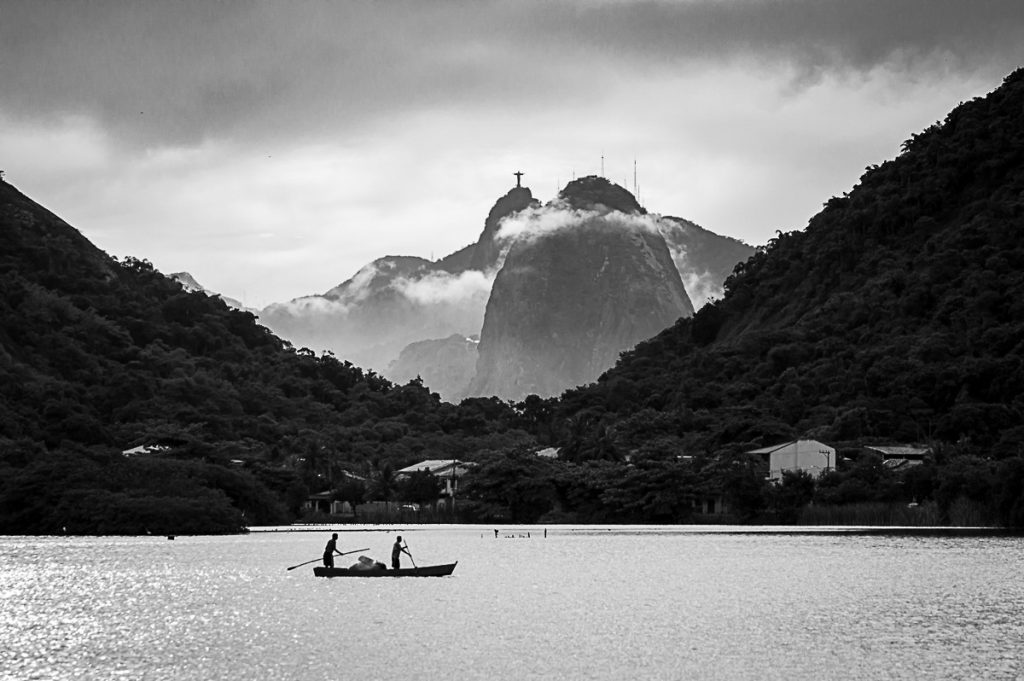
[{"x1": 259, "y1": 178, "x2": 752, "y2": 400}]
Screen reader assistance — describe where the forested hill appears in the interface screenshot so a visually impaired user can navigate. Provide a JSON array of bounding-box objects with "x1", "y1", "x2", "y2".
[
  {"x1": 0, "y1": 181, "x2": 527, "y2": 533},
  {"x1": 554, "y1": 68, "x2": 1024, "y2": 461}
]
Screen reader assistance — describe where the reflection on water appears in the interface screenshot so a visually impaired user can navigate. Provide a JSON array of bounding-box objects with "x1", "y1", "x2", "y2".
[{"x1": 2, "y1": 527, "x2": 1023, "y2": 680}]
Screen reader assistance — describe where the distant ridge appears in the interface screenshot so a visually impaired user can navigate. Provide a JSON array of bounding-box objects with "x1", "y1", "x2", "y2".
[{"x1": 169, "y1": 271, "x2": 249, "y2": 312}]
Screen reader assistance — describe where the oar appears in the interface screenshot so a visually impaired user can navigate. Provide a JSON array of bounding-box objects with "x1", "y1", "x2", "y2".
[
  {"x1": 403, "y1": 542, "x2": 418, "y2": 569},
  {"x1": 286, "y1": 547, "x2": 370, "y2": 571}
]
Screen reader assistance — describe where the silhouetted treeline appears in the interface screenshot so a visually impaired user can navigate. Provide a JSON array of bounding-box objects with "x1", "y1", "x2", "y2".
[{"x1": 457, "y1": 447, "x2": 1024, "y2": 527}]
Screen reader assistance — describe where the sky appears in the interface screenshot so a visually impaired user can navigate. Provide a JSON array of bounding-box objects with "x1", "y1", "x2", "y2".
[{"x1": 1, "y1": 1, "x2": 1022, "y2": 308}]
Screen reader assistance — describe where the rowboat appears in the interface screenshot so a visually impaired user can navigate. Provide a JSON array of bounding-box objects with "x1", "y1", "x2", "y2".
[{"x1": 313, "y1": 562, "x2": 457, "y2": 578}]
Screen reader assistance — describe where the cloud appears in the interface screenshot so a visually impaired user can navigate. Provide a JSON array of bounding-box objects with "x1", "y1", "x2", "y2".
[
  {"x1": 272, "y1": 263, "x2": 494, "y2": 315},
  {"x1": 394, "y1": 270, "x2": 495, "y2": 305},
  {"x1": 266, "y1": 296, "x2": 356, "y2": 317},
  {"x1": 3, "y1": 1, "x2": 1020, "y2": 309},
  {"x1": 495, "y1": 199, "x2": 729, "y2": 304},
  {"x1": 335, "y1": 261, "x2": 388, "y2": 305},
  {"x1": 679, "y1": 270, "x2": 722, "y2": 311},
  {"x1": 496, "y1": 202, "x2": 671, "y2": 244},
  {"x1": 1, "y1": 1, "x2": 1020, "y2": 149},
  {"x1": 0, "y1": 113, "x2": 111, "y2": 178},
  {"x1": 515, "y1": 0, "x2": 1024, "y2": 77}
]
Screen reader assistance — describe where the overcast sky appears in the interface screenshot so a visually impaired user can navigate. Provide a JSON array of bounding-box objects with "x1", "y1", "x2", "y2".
[{"x1": 2, "y1": 1, "x2": 1022, "y2": 307}]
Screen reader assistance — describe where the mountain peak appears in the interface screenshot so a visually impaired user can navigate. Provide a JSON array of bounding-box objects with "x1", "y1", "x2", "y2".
[
  {"x1": 559, "y1": 175, "x2": 644, "y2": 215},
  {"x1": 487, "y1": 185, "x2": 535, "y2": 228},
  {"x1": 467, "y1": 185, "x2": 539, "y2": 271}
]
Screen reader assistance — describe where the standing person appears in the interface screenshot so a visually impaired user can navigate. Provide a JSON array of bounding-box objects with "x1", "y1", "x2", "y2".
[
  {"x1": 392, "y1": 535, "x2": 411, "y2": 570},
  {"x1": 323, "y1": 533, "x2": 342, "y2": 568}
]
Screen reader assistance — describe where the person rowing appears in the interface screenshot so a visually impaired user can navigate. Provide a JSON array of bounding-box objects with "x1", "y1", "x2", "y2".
[
  {"x1": 323, "y1": 533, "x2": 343, "y2": 568},
  {"x1": 392, "y1": 535, "x2": 412, "y2": 569}
]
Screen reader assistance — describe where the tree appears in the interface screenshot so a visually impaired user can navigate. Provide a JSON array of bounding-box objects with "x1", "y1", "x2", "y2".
[
  {"x1": 764, "y1": 470, "x2": 816, "y2": 523},
  {"x1": 600, "y1": 458, "x2": 698, "y2": 523},
  {"x1": 333, "y1": 478, "x2": 367, "y2": 509},
  {"x1": 395, "y1": 470, "x2": 441, "y2": 506},
  {"x1": 460, "y1": 451, "x2": 558, "y2": 523},
  {"x1": 366, "y1": 461, "x2": 397, "y2": 501}
]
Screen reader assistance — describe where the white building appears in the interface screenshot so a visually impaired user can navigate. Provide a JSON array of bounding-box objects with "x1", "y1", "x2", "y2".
[
  {"x1": 747, "y1": 439, "x2": 836, "y2": 481},
  {"x1": 395, "y1": 459, "x2": 474, "y2": 497}
]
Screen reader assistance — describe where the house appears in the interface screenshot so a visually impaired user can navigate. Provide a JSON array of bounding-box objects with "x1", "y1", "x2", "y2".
[
  {"x1": 121, "y1": 444, "x2": 170, "y2": 457},
  {"x1": 303, "y1": 491, "x2": 355, "y2": 517},
  {"x1": 395, "y1": 459, "x2": 475, "y2": 497},
  {"x1": 303, "y1": 470, "x2": 367, "y2": 516},
  {"x1": 862, "y1": 445, "x2": 930, "y2": 470},
  {"x1": 747, "y1": 439, "x2": 836, "y2": 481}
]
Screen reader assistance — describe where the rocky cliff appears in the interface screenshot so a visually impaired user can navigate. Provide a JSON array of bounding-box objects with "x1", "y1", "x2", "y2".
[{"x1": 466, "y1": 176, "x2": 695, "y2": 400}]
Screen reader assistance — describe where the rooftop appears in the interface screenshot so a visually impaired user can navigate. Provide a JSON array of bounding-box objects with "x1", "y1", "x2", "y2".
[{"x1": 395, "y1": 459, "x2": 474, "y2": 475}]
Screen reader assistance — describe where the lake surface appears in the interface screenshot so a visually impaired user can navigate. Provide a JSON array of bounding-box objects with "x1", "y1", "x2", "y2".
[{"x1": 2, "y1": 526, "x2": 1023, "y2": 680}]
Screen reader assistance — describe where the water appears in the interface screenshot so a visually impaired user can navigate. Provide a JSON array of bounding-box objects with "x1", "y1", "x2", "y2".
[{"x1": 2, "y1": 526, "x2": 1023, "y2": 680}]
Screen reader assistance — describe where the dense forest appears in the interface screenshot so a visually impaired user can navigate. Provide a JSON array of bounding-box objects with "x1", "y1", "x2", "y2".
[{"x1": 2, "y1": 68, "x2": 1024, "y2": 533}]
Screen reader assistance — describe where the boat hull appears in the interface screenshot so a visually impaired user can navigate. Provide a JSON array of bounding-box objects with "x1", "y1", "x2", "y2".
[{"x1": 313, "y1": 562, "x2": 457, "y2": 578}]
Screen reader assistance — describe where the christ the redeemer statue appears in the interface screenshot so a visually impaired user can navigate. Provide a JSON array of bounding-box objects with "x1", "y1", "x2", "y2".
[{"x1": 514, "y1": 171, "x2": 524, "y2": 188}]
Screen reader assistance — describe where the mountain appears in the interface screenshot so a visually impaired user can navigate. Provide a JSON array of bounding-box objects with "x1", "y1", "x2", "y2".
[
  {"x1": 170, "y1": 271, "x2": 250, "y2": 312},
  {"x1": 0, "y1": 179, "x2": 530, "y2": 534},
  {"x1": 257, "y1": 187, "x2": 537, "y2": 372},
  {"x1": 259, "y1": 254, "x2": 489, "y2": 370},
  {"x1": 467, "y1": 176, "x2": 696, "y2": 401},
  {"x1": 457, "y1": 185, "x2": 537, "y2": 273},
  {"x1": 551, "y1": 69, "x2": 1024, "y2": 467},
  {"x1": 258, "y1": 182, "x2": 752, "y2": 391},
  {"x1": 386, "y1": 334, "x2": 479, "y2": 401}
]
